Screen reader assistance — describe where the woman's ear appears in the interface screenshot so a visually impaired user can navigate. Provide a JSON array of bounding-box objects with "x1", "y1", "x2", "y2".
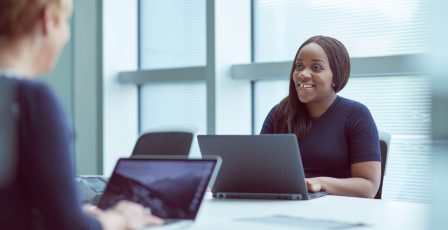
[
  {"x1": 332, "y1": 82, "x2": 336, "y2": 88},
  {"x1": 39, "y1": 5, "x2": 53, "y2": 36}
]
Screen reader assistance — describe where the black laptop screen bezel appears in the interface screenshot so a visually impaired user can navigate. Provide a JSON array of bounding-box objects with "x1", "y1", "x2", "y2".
[{"x1": 97, "y1": 157, "x2": 219, "y2": 220}]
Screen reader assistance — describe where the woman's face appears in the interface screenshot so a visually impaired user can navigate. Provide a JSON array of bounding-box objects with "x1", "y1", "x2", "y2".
[
  {"x1": 292, "y1": 42, "x2": 335, "y2": 105},
  {"x1": 38, "y1": 0, "x2": 72, "y2": 74}
]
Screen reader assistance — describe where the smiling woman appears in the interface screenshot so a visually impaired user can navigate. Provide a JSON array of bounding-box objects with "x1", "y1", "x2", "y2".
[{"x1": 261, "y1": 36, "x2": 381, "y2": 198}]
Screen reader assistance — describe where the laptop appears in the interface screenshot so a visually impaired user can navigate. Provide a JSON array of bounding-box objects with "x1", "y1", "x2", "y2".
[
  {"x1": 96, "y1": 157, "x2": 221, "y2": 225},
  {"x1": 77, "y1": 176, "x2": 108, "y2": 204},
  {"x1": 197, "y1": 134, "x2": 327, "y2": 200},
  {"x1": 77, "y1": 159, "x2": 199, "y2": 205}
]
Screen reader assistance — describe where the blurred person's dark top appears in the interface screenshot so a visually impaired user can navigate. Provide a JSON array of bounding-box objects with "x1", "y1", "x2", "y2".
[
  {"x1": 0, "y1": 76, "x2": 101, "y2": 230},
  {"x1": 261, "y1": 96, "x2": 381, "y2": 178}
]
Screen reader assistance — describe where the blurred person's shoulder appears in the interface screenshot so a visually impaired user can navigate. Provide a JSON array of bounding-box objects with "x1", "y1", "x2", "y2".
[
  {"x1": 14, "y1": 78, "x2": 53, "y2": 95},
  {"x1": 9, "y1": 77, "x2": 65, "y2": 123},
  {"x1": 12, "y1": 78, "x2": 59, "y2": 105}
]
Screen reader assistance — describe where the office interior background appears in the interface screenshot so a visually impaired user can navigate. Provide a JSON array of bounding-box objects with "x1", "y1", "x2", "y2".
[{"x1": 40, "y1": 0, "x2": 448, "y2": 215}]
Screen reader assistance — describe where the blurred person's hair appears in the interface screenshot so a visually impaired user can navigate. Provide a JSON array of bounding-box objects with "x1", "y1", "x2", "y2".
[{"x1": 0, "y1": 0, "x2": 68, "y2": 40}]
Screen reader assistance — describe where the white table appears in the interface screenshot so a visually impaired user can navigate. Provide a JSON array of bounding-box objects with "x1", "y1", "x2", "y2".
[{"x1": 153, "y1": 194, "x2": 430, "y2": 230}]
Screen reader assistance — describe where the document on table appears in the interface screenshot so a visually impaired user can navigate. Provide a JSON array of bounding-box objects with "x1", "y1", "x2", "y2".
[{"x1": 236, "y1": 214, "x2": 369, "y2": 229}]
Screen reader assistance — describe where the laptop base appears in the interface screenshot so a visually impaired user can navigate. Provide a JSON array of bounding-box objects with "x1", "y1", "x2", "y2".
[{"x1": 213, "y1": 192, "x2": 327, "y2": 200}]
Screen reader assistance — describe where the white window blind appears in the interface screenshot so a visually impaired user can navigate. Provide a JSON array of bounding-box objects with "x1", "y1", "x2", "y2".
[
  {"x1": 140, "y1": 0, "x2": 206, "y2": 69},
  {"x1": 338, "y1": 76, "x2": 431, "y2": 203},
  {"x1": 138, "y1": 0, "x2": 207, "y2": 156},
  {"x1": 254, "y1": 80, "x2": 289, "y2": 133},
  {"x1": 254, "y1": 0, "x2": 429, "y2": 62},
  {"x1": 140, "y1": 82, "x2": 207, "y2": 156}
]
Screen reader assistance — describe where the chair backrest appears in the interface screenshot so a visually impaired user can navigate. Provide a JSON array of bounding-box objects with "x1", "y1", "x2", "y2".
[
  {"x1": 131, "y1": 131, "x2": 193, "y2": 156},
  {"x1": 375, "y1": 131, "x2": 391, "y2": 199},
  {"x1": 0, "y1": 77, "x2": 18, "y2": 188}
]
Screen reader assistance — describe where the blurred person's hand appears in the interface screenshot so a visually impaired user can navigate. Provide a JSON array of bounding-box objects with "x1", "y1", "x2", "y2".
[{"x1": 84, "y1": 200, "x2": 164, "y2": 230}]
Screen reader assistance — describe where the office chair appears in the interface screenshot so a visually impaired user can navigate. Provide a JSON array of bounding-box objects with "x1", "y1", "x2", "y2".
[
  {"x1": 375, "y1": 131, "x2": 391, "y2": 199},
  {"x1": 131, "y1": 131, "x2": 194, "y2": 156},
  {"x1": 0, "y1": 77, "x2": 18, "y2": 188}
]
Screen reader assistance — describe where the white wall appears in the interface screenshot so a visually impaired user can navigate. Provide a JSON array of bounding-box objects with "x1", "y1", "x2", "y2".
[
  {"x1": 431, "y1": 0, "x2": 448, "y2": 229},
  {"x1": 73, "y1": 0, "x2": 102, "y2": 174}
]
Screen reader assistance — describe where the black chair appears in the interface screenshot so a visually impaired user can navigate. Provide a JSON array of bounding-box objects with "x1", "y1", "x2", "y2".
[
  {"x1": 375, "y1": 131, "x2": 391, "y2": 199},
  {"x1": 131, "y1": 131, "x2": 194, "y2": 156}
]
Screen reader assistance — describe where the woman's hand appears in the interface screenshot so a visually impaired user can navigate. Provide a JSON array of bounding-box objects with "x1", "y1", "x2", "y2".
[
  {"x1": 305, "y1": 178, "x2": 322, "y2": 193},
  {"x1": 305, "y1": 162, "x2": 380, "y2": 197},
  {"x1": 84, "y1": 200, "x2": 163, "y2": 230}
]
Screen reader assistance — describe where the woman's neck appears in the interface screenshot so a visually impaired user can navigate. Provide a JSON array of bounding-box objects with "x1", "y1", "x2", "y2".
[
  {"x1": 306, "y1": 93, "x2": 337, "y2": 118},
  {"x1": 0, "y1": 39, "x2": 37, "y2": 78}
]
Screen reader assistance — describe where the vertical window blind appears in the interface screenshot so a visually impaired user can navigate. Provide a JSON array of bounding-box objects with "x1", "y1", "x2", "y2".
[
  {"x1": 253, "y1": 0, "x2": 430, "y2": 203},
  {"x1": 140, "y1": 0, "x2": 206, "y2": 69},
  {"x1": 140, "y1": 82, "x2": 207, "y2": 156},
  {"x1": 339, "y1": 76, "x2": 431, "y2": 203},
  {"x1": 254, "y1": 0, "x2": 429, "y2": 62},
  {"x1": 254, "y1": 80, "x2": 289, "y2": 133},
  {"x1": 139, "y1": 0, "x2": 206, "y2": 155}
]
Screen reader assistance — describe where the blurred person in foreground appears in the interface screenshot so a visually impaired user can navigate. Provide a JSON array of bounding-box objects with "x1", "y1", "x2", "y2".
[{"x1": 0, "y1": 0, "x2": 162, "y2": 229}]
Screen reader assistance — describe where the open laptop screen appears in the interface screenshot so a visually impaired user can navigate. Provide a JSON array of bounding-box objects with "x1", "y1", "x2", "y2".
[{"x1": 97, "y1": 158, "x2": 218, "y2": 220}]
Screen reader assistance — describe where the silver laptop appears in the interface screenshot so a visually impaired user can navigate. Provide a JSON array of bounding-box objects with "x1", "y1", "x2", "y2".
[
  {"x1": 197, "y1": 134, "x2": 327, "y2": 200},
  {"x1": 97, "y1": 157, "x2": 221, "y2": 224}
]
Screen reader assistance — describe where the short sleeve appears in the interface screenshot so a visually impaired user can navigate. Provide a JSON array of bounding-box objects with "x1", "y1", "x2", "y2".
[{"x1": 346, "y1": 102, "x2": 381, "y2": 164}]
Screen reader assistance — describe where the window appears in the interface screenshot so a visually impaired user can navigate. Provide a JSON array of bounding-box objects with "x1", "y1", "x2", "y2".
[
  {"x1": 338, "y1": 76, "x2": 431, "y2": 203},
  {"x1": 140, "y1": 82, "x2": 206, "y2": 156},
  {"x1": 138, "y1": 0, "x2": 206, "y2": 154},
  {"x1": 254, "y1": 0, "x2": 429, "y2": 62},
  {"x1": 254, "y1": 80, "x2": 289, "y2": 133},
  {"x1": 124, "y1": 0, "x2": 430, "y2": 203},
  {"x1": 140, "y1": 0, "x2": 206, "y2": 69}
]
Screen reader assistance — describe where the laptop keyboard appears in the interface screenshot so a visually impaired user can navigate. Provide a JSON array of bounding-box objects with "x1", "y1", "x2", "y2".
[{"x1": 80, "y1": 177, "x2": 107, "y2": 193}]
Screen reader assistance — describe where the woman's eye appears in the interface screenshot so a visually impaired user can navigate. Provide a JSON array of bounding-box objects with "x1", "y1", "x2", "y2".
[
  {"x1": 295, "y1": 64, "x2": 303, "y2": 70},
  {"x1": 313, "y1": 65, "x2": 323, "y2": 71}
]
